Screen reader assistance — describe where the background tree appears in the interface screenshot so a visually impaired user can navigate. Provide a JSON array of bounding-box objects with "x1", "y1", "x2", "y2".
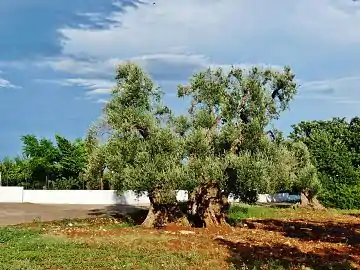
[
  {"x1": 55, "y1": 135, "x2": 86, "y2": 179},
  {"x1": 0, "y1": 134, "x2": 87, "y2": 190},
  {"x1": 54, "y1": 135, "x2": 87, "y2": 189},
  {"x1": 0, "y1": 157, "x2": 31, "y2": 187},
  {"x1": 284, "y1": 141, "x2": 322, "y2": 208},
  {"x1": 290, "y1": 118, "x2": 360, "y2": 209},
  {"x1": 21, "y1": 134, "x2": 59, "y2": 189},
  {"x1": 83, "y1": 125, "x2": 107, "y2": 190}
]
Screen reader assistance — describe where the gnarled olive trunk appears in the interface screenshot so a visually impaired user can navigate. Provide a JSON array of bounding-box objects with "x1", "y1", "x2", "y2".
[
  {"x1": 189, "y1": 181, "x2": 230, "y2": 228},
  {"x1": 300, "y1": 188, "x2": 325, "y2": 210},
  {"x1": 141, "y1": 189, "x2": 190, "y2": 228}
]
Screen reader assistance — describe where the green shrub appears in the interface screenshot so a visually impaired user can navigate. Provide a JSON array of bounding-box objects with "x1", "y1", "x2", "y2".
[{"x1": 319, "y1": 182, "x2": 360, "y2": 209}]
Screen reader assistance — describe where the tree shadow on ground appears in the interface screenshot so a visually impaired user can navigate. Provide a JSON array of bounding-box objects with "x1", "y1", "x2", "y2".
[
  {"x1": 87, "y1": 203, "x2": 201, "y2": 228},
  {"x1": 244, "y1": 219, "x2": 360, "y2": 245},
  {"x1": 87, "y1": 204, "x2": 148, "y2": 225},
  {"x1": 216, "y1": 238, "x2": 357, "y2": 270}
]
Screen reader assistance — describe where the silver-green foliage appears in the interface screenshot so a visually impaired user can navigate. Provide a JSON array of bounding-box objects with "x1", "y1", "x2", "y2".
[
  {"x1": 178, "y1": 65, "x2": 300, "y2": 200},
  {"x1": 87, "y1": 63, "x2": 185, "y2": 202}
]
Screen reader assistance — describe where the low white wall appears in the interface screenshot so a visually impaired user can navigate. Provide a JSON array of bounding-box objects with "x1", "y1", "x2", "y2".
[
  {"x1": 22, "y1": 190, "x2": 147, "y2": 205},
  {"x1": 0, "y1": 187, "x2": 299, "y2": 205},
  {"x1": 22, "y1": 189, "x2": 189, "y2": 205},
  {"x1": 0, "y1": 187, "x2": 24, "y2": 203}
]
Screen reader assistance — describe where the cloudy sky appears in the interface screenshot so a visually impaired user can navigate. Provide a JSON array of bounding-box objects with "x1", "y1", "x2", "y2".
[{"x1": 1, "y1": 0, "x2": 360, "y2": 158}]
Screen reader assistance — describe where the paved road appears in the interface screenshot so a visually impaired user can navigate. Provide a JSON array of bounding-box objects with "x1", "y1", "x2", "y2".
[{"x1": 0, "y1": 203, "x2": 144, "y2": 226}]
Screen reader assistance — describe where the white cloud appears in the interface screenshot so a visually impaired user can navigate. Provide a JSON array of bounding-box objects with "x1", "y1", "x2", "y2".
[
  {"x1": 37, "y1": 78, "x2": 116, "y2": 95},
  {"x1": 31, "y1": 0, "x2": 360, "y2": 109},
  {"x1": 96, "y1": 98, "x2": 109, "y2": 104},
  {"x1": 298, "y1": 76, "x2": 360, "y2": 103},
  {"x1": 39, "y1": 53, "x2": 213, "y2": 78},
  {"x1": 35, "y1": 52, "x2": 285, "y2": 99},
  {"x1": 37, "y1": 53, "x2": 360, "y2": 106},
  {"x1": 0, "y1": 70, "x2": 19, "y2": 89},
  {"x1": 58, "y1": 0, "x2": 360, "y2": 61},
  {"x1": 38, "y1": 53, "x2": 284, "y2": 84},
  {"x1": 62, "y1": 78, "x2": 115, "y2": 95},
  {"x1": 0, "y1": 77, "x2": 19, "y2": 89},
  {"x1": 37, "y1": 58, "x2": 294, "y2": 107},
  {"x1": 300, "y1": 76, "x2": 360, "y2": 90},
  {"x1": 63, "y1": 78, "x2": 115, "y2": 94},
  {"x1": 36, "y1": 57, "x2": 119, "y2": 76}
]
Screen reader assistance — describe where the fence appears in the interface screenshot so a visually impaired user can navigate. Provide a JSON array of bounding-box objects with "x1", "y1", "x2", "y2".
[{"x1": 0, "y1": 187, "x2": 299, "y2": 205}]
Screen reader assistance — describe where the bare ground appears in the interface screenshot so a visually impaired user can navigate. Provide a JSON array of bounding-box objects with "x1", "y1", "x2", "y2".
[{"x1": 0, "y1": 203, "x2": 145, "y2": 226}]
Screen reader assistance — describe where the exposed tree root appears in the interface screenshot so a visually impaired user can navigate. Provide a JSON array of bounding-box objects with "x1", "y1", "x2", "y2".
[{"x1": 300, "y1": 189, "x2": 325, "y2": 210}]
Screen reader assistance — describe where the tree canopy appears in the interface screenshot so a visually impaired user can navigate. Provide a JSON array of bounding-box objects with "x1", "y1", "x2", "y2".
[{"x1": 82, "y1": 63, "x2": 324, "y2": 227}]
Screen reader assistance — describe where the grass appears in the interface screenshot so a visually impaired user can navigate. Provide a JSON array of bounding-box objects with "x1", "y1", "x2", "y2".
[
  {"x1": 0, "y1": 215, "x2": 220, "y2": 270},
  {"x1": 1, "y1": 205, "x2": 360, "y2": 269},
  {"x1": 228, "y1": 203, "x2": 281, "y2": 225},
  {"x1": 0, "y1": 226, "x2": 211, "y2": 270}
]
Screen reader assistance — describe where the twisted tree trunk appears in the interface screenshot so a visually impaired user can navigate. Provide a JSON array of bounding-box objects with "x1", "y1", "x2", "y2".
[
  {"x1": 300, "y1": 188, "x2": 325, "y2": 210},
  {"x1": 189, "y1": 181, "x2": 230, "y2": 228},
  {"x1": 141, "y1": 189, "x2": 190, "y2": 228}
]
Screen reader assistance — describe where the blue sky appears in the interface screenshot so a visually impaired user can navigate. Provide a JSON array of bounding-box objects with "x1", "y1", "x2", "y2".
[{"x1": 1, "y1": 0, "x2": 360, "y2": 158}]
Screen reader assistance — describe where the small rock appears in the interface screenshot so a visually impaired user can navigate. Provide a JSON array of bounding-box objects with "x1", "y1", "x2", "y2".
[
  {"x1": 214, "y1": 235, "x2": 225, "y2": 240},
  {"x1": 179, "y1": 230, "x2": 195, "y2": 235}
]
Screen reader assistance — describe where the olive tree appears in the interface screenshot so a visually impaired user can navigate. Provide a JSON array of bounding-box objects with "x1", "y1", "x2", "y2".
[
  {"x1": 284, "y1": 141, "x2": 322, "y2": 208},
  {"x1": 87, "y1": 62, "x2": 189, "y2": 228},
  {"x1": 178, "y1": 65, "x2": 298, "y2": 227}
]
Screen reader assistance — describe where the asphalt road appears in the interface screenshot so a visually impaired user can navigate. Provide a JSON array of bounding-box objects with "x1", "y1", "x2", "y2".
[{"x1": 0, "y1": 203, "x2": 143, "y2": 226}]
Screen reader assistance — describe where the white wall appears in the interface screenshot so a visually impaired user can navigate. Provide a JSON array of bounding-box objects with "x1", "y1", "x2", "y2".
[
  {"x1": 0, "y1": 187, "x2": 23, "y2": 203},
  {"x1": 22, "y1": 190, "x2": 190, "y2": 205},
  {"x1": 22, "y1": 190, "x2": 148, "y2": 205},
  {"x1": 0, "y1": 187, "x2": 299, "y2": 205}
]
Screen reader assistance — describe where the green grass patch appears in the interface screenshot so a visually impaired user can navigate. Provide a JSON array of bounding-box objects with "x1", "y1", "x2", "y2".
[
  {"x1": 228, "y1": 204, "x2": 281, "y2": 224},
  {"x1": 0, "y1": 226, "x2": 215, "y2": 270},
  {"x1": 0, "y1": 227, "x2": 40, "y2": 243}
]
